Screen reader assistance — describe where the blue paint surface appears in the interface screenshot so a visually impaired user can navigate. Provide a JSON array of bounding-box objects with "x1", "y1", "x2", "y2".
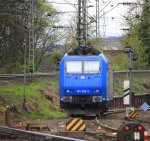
[{"x1": 59, "y1": 54, "x2": 108, "y2": 101}]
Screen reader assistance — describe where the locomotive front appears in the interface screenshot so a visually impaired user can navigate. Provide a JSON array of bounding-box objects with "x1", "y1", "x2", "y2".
[{"x1": 59, "y1": 46, "x2": 113, "y2": 116}]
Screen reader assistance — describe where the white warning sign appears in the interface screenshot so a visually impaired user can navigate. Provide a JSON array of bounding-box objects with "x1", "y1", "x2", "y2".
[{"x1": 123, "y1": 80, "x2": 130, "y2": 105}]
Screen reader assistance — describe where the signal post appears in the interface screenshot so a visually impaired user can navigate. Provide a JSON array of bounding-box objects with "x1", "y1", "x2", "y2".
[{"x1": 124, "y1": 45, "x2": 138, "y2": 119}]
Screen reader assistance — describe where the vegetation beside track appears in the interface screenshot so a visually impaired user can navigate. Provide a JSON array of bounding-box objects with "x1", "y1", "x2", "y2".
[
  {"x1": 104, "y1": 51, "x2": 150, "y2": 95},
  {"x1": 114, "y1": 73, "x2": 150, "y2": 96},
  {"x1": 0, "y1": 77, "x2": 67, "y2": 125},
  {"x1": 0, "y1": 71, "x2": 149, "y2": 125}
]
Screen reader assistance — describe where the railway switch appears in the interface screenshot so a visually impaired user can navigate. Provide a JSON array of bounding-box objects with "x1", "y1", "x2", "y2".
[{"x1": 117, "y1": 122, "x2": 147, "y2": 141}]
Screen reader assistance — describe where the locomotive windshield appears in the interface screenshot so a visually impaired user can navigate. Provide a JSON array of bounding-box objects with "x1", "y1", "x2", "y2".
[
  {"x1": 66, "y1": 61, "x2": 100, "y2": 74},
  {"x1": 84, "y1": 61, "x2": 100, "y2": 73},
  {"x1": 66, "y1": 61, "x2": 82, "y2": 74}
]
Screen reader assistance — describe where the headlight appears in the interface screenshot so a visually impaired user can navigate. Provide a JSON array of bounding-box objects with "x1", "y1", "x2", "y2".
[
  {"x1": 65, "y1": 89, "x2": 73, "y2": 93},
  {"x1": 92, "y1": 89, "x2": 100, "y2": 93}
]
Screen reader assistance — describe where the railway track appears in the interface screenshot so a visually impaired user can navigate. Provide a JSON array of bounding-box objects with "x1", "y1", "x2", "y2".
[
  {"x1": 0, "y1": 123, "x2": 117, "y2": 141},
  {"x1": 0, "y1": 71, "x2": 150, "y2": 140},
  {"x1": 0, "y1": 72, "x2": 59, "y2": 78},
  {"x1": 99, "y1": 109, "x2": 150, "y2": 135},
  {"x1": 89, "y1": 110, "x2": 126, "y2": 140},
  {"x1": 0, "y1": 126, "x2": 85, "y2": 141},
  {"x1": 1, "y1": 109, "x2": 150, "y2": 141},
  {"x1": 94, "y1": 109, "x2": 150, "y2": 140},
  {"x1": 94, "y1": 118, "x2": 117, "y2": 140},
  {"x1": 0, "y1": 70, "x2": 150, "y2": 78},
  {"x1": 0, "y1": 110, "x2": 123, "y2": 141}
]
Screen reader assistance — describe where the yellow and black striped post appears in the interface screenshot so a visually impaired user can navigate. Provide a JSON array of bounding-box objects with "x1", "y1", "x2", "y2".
[
  {"x1": 128, "y1": 111, "x2": 139, "y2": 119},
  {"x1": 65, "y1": 118, "x2": 86, "y2": 131}
]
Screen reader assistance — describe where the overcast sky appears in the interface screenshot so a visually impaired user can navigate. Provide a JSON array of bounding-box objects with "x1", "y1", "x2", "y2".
[{"x1": 49, "y1": 0, "x2": 138, "y2": 37}]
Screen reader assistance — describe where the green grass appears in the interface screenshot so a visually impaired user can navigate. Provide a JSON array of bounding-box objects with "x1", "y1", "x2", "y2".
[
  {"x1": 0, "y1": 78, "x2": 67, "y2": 122},
  {"x1": 0, "y1": 74, "x2": 149, "y2": 124},
  {"x1": 105, "y1": 51, "x2": 150, "y2": 95},
  {"x1": 114, "y1": 74, "x2": 149, "y2": 96}
]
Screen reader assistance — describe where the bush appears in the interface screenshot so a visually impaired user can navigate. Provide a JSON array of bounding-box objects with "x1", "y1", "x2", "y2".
[
  {"x1": 5, "y1": 61, "x2": 24, "y2": 73},
  {"x1": 50, "y1": 52, "x2": 63, "y2": 71}
]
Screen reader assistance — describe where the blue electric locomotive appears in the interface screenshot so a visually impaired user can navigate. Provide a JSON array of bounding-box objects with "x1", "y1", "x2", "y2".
[{"x1": 59, "y1": 46, "x2": 113, "y2": 116}]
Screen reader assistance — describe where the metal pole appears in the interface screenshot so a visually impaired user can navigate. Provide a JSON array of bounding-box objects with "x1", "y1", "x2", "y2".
[
  {"x1": 129, "y1": 52, "x2": 132, "y2": 107},
  {"x1": 96, "y1": 0, "x2": 98, "y2": 44},
  {"x1": 77, "y1": 0, "x2": 81, "y2": 46},
  {"x1": 29, "y1": 0, "x2": 35, "y2": 73},
  {"x1": 86, "y1": 2, "x2": 89, "y2": 45},
  {"x1": 77, "y1": 0, "x2": 88, "y2": 46},
  {"x1": 96, "y1": 0, "x2": 100, "y2": 48},
  {"x1": 23, "y1": 39, "x2": 27, "y2": 110},
  {"x1": 82, "y1": 0, "x2": 87, "y2": 45}
]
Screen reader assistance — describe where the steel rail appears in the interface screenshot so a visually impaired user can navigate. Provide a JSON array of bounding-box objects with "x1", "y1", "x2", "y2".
[
  {"x1": 113, "y1": 70, "x2": 150, "y2": 74},
  {"x1": 95, "y1": 118, "x2": 117, "y2": 133},
  {"x1": 0, "y1": 72, "x2": 59, "y2": 78},
  {"x1": 97, "y1": 110, "x2": 150, "y2": 130},
  {"x1": 0, "y1": 70, "x2": 150, "y2": 78},
  {"x1": 0, "y1": 126, "x2": 85, "y2": 141}
]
